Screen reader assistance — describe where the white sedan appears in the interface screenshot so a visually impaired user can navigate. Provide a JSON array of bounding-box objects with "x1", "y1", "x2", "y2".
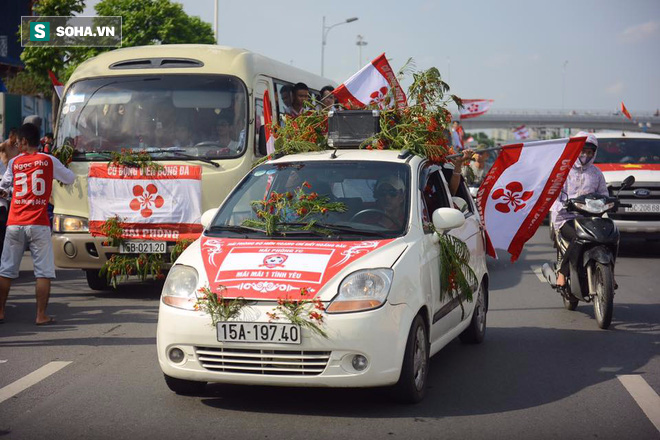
[{"x1": 157, "y1": 149, "x2": 489, "y2": 403}]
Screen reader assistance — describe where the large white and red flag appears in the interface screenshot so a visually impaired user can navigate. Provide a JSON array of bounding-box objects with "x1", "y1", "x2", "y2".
[
  {"x1": 477, "y1": 137, "x2": 586, "y2": 261},
  {"x1": 512, "y1": 125, "x2": 530, "y2": 140},
  {"x1": 459, "y1": 99, "x2": 494, "y2": 119},
  {"x1": 88, "y1": 164, "x2": 203, "y2": 240},
  {"x1": 263, "y1": 89, "x2": 275, "y2": 155},
  {"x1": 48, "y1": 70, "x2": 64, "y2": 99},
  {"x1": 333, "y1": 53, "x2": 407, "y2": 109}
]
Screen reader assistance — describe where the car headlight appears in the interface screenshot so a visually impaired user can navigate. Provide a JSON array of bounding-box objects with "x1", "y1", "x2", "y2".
[
  {"x1": 574, "y1": 199, "x2": 614, "y2": 214},
  {"x1": 162, "y1": 265, "x2": 199, "y2": 310},
  {"x1": 327, "y1": 268, "x2": 393, "y2": 313},
  {"x1": 53, "y1": 214, "x2": 89, "y2": 233}
]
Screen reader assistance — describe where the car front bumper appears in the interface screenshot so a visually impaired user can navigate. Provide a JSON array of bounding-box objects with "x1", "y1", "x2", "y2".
[{"x1": 157, "y1": 300, "x2": 414, "y2": 388}]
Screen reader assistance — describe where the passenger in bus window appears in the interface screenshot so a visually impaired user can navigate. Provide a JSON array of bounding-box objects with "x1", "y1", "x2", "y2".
[
  {"x1": 217, "y1": 114, "x2": 239, "y2": 153},
  {"x1": 290, "y1": 83, "x2": 310, "y2": 117},
  {"x1": 280, "y1": 85, "x2": 293, "y2": 116},
  {"x1": 320, "y1": 85, "x2": 336, "y2": 111}
]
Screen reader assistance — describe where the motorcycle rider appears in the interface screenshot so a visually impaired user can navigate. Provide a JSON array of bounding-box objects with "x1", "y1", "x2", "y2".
[{"x1": 550, "y1": 132, "x2": 608, "y2": 288}]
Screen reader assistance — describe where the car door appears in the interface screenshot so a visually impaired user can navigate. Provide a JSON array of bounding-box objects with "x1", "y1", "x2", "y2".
[
  {"x1": 418, "y1": 165, "x2": 465, "y2": 342},
  {"x1": 447, "y1": 176, "x2": 485, "y2": 322}
]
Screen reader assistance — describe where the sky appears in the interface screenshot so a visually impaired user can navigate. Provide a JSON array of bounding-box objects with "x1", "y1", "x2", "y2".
[{"x1": 82, "y1": 0, "x2": 660, "y2": 113}]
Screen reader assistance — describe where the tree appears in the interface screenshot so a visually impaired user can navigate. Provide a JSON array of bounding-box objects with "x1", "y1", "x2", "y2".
[
  {"x1": 15, "y1": 0, "x2": 86, "y2": 96},
  {"x1": 95, "y1": 0, "x2": 215, "y2": 47},
  {"x1": 14, "y1": 0, "x2": 215, "y2": 96}
]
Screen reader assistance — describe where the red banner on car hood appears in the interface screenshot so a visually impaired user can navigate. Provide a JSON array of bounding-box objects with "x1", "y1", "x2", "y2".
[
  {"x1": 596, "y1": 163, "x2": 660, "y2": 171},
  {"x1": 200, "y1": 237, "x2": 395, "y2": 300}
]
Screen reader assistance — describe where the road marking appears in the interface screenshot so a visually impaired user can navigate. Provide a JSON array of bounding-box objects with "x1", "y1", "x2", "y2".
[
  {"x1": 617, "y1": 375, "x2": 660, "y2": 433},
  {"x1": 530, "y1": 265, "x2": 546, "y2": 283},
  {"x1": 0, "y1": 361, "x2": 71, "y2": 404}
]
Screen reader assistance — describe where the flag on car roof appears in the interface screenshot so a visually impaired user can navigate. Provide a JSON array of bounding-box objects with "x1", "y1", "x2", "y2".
[
  {"x1": 459, "y1": 99, "x2": 494, "y2": 119},
  {"x1": 476, "y1": 137, "x2": 586, "y2": 262},
  {"x1": 48, "y1": 70, "x2": 64, "y2": 99},
  {"x1": 263, "y1": 89, "x2": 275, "y2": 155},
  {"x1": 512, "y1": 125, "x2": 530, "y2": 140},
  {"x1": 621, "y1": 101, "x2": 632, "y2": 120},
  {"x1": 333, "y1": 53, "x2": 407, "y2": 109}
]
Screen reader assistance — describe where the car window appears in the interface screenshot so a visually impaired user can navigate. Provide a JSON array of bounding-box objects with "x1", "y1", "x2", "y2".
[
  {"x1": 212, "y1": 161, "x2": 411, "y2": 239},
  {"x1": 420, "y1": 168, "x2": 451, "y2": 232}
]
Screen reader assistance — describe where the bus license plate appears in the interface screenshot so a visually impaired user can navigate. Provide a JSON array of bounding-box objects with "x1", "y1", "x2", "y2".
[
  {"x1": 624, "y1": 204, "x2": 660, "y2": 213},
  {"x1": 119, "y1": 241, "x2": 166, "y2": 254},
  {"x1": 217, "y1": 322, "x2": 301, "y2": 344}
]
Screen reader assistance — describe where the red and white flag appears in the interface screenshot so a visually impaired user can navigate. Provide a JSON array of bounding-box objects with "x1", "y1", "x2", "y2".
[
  {"x1": 512, "y1": 125, "x2": 530, "y2": 140},
  {"x1": 48, "y1": 70, "x2": 64, "y2": 99},
  {"x1": 88, "y1": 164, "x2": 203, "y2": 240},
  {"x1": 459, "y1": 99, "x2": 494, "y2": 119},
  {"x1": 263, "y1": 89, "x2": 275, "y2": 155},
  {"x1": 333, "y1": 53, "x2": 407, "y2": 109},
  {"x1": 621, "y1": 101, "x2": 632, "y2": 120},
  {"x1": 477, "y1": 137, "x2": 586, "y2": 261}
]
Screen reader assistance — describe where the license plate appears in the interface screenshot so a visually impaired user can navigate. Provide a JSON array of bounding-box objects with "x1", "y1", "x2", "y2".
[
  {"x1": 624, "y1": 204, "x2": 660, "y2": 213},
  {"x1": 217, "y1": 322, "x2": 301, "y2": 345},
  {"x1": 119, "y1": 241, "x2": 166, "y2": 254}
]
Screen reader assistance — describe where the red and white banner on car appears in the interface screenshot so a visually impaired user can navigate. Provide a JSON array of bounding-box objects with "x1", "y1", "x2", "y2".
[
  {"x1": 459, "y1": 99, "x2": 494, "y2": 119},
  {"x1": 477, "y1": 137, "x2": 586, "y2": 261},
  {"x1": 88, "y1": 164, "x2": 203, "y2": 240},
  {"x1": 333, "y1": 53, "x2": 407, "y2": 109},
  {"x1": 200, "y1": 238, "x2": 393, "y2": 300}
]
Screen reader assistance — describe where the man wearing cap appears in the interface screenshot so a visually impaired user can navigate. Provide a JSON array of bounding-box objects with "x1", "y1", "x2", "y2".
[
  {"x1": 373, "y1": 175, "x2": 407, "y2": 229},
  {"x1": 550, "y1": 132, "x2": 608, "y2": 288}
]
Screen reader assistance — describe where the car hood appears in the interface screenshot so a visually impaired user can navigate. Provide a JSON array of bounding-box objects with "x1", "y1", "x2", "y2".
[{"x1": 192, "y1": 236, "x2": 408, "y2": 301}]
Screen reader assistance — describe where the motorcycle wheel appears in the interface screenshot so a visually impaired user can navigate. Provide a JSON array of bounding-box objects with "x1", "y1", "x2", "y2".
[
  {"x1": 563, "y1": 295, "x2": 579, "y2": 311},
  {"x1": 593, "y1": 262, "x2": 614, "y2": 329}
]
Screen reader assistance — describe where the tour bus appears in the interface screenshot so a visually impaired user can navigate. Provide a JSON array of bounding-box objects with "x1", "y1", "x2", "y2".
[{"x1": 52, "y1": 44, "x2": 334, "y2": 290}]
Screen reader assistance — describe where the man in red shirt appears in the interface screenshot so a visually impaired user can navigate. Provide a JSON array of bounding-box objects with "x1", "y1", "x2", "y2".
[{"x1": 0, "y1": 123, "x2": 75, "y2": 325}]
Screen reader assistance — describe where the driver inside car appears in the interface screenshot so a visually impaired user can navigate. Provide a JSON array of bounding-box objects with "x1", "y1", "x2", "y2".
[{"x1": 372, "y1": 176, "x2": 407, "y2": 230}]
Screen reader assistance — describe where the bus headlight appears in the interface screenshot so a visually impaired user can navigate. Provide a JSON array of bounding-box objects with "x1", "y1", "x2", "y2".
[
  {"x1": 53, "y1": 214, "x2": 89, "y2": 233},
  {"x1": 162, "y1": 265, "x2": 199, "y2": 310}
]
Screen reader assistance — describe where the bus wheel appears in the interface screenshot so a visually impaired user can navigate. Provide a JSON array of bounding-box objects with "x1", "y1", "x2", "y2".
[{"x1": 85, "y1": 269, "x2": 111, "y2": 291}]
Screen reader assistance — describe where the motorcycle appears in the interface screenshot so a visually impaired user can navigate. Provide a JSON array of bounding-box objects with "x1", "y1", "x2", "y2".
[{"x1": 542, "y1": 176, "x2": 635, "y2": 329}]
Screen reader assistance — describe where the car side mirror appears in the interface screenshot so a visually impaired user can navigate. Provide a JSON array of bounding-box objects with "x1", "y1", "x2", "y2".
[
  {"x1": 201, "y1": 208, "x2": 219, "y2": 229},
  {"x1": 432, "y1": 208, "x2": 465, "y2": 232}
]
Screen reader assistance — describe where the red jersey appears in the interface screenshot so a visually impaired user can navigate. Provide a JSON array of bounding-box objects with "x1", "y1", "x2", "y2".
[{"x1": 2, "y1": 152, "x2": 75, "y2": 226}]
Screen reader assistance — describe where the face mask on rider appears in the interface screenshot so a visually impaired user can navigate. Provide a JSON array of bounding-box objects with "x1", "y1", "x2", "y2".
[{"x1": 579, "y1": 154, "x2": 594, "y2": 166}]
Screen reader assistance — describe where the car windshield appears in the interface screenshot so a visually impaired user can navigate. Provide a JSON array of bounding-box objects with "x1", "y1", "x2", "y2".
[
  {"x1": 56, "y1": 74, "x2": 247, "y2": 161},
  {"x1": 595, "y1": 138, "x2": 660, "y2": 164},
  {"x1": 209, "y1": 161, "x2": 411, "y2": 239}
]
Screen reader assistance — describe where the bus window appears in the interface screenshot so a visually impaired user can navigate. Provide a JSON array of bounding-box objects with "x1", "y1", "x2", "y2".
[{"x1": 57, "y1": 74, "x2": 248, "y2": 160}]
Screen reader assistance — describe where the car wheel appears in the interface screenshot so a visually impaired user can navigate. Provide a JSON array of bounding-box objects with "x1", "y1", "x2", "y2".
[
  {"x1": 459, "y1": 282, "x2": 487, "y2": 344},
  {"x1": 393, "y1": 314, "x2": 429, "y2": 404},
  {"x1": 85, "y1": 269, "x2": 110, "y2": 291},
  {"x1": 163, "y1": 374, "x2": 207, "y2": 395}
]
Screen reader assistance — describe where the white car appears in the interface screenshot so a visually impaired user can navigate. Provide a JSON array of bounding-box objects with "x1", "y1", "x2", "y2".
[
  {"x1": 157, "y1": 149, "x2": 489, "y2": 402},
  {"x1": 593, "y1": 132, "x2": 660, "y2": 237}
]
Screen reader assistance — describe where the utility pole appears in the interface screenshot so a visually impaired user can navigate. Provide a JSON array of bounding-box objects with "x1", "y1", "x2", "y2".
[
  {"x1": 562, "y1": 60, "x2": 568, "y2": 113},
  {"x1": 213, "y1": 0, "x2": 218, "y2": 44},
  {"x1": 356, "y1": 34, "x2": 367, "y2": 68}
]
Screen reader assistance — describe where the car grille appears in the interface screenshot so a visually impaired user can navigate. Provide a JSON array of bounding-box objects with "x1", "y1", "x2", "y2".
[
  {"x1": 609, "y1": 181, "x2": 660, "y2": 221},
  {"x1": 195, "y1": 347, "x2": 331, "y2": 376}
]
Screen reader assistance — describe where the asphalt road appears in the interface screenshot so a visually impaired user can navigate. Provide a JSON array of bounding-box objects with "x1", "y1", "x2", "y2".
[{"x1": 1, "y1": 227, "x2": 659, "y2": 440}]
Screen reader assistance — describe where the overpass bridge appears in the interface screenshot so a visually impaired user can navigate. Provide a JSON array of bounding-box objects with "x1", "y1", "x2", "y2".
[{"x1": 455, "y1": 110, "x2": 660, "y2": 135}]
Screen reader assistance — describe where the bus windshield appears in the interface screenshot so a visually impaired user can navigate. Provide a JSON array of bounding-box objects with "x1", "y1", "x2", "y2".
[
  {"x1": 56, "y1": 74, "x2": 248, "y2": 161},
  {"x1": 596, "y1": 138, "x2": 660, "y2": 164}
]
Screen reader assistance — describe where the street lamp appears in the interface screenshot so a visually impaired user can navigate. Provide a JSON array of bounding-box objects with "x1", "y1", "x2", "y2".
[
  {"x1": 321, "y1": 16, "x2": 358, "y2": 76},
  {"x1": 356, "y1": 34, "x2": 368, "y2": 68},
  {"x1": 561, "y1": 60, "x2": 568, "y2": 113}
]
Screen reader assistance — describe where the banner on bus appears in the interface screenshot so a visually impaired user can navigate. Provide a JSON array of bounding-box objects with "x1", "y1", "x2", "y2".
[{"x1": 88, "y1": 164, "x2": 203, "y2": 240}]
